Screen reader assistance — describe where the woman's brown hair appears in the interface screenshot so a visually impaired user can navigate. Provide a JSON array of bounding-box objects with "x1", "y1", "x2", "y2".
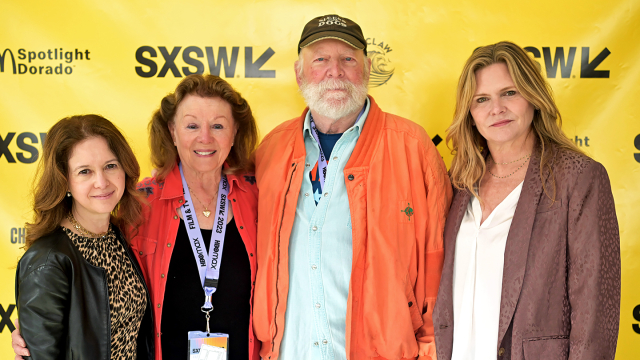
[
  {"x1": 446, "y1": 41, "x2": 583, "y2": 200},
  {"x1": 25, "y1": 115, "x2": 142, "y2": 248},
  {"x1": 149, "y1": 74, "x2": 258, "y2": 180}
]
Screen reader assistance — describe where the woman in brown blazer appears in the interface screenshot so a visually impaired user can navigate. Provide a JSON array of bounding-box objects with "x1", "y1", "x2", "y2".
[{"x1": 433, "y1": 41, "x2": 620, "y2": 360}]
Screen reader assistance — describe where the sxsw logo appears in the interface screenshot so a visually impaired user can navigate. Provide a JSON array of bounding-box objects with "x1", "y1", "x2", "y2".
[
  {"x1": 524, "y1": 47, "x2": 610, "y2": 78},
  {"x1": 135, "y1": 46, "x2": 275, "y2": 78},
  {"x1": 0, "y1": 132, "x2": 46, "y2": 164}
]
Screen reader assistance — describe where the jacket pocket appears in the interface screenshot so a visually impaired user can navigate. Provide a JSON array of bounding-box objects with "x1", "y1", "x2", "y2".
[
  {"x1": 405, "y1": 276, "x2": 424, "y2": 332},
  {"x1": 130, "y1": 237, "x2": 158, "y2": 258},
  {"x1": 523, "y1": 335, "x2": 569, "y2": 359}
]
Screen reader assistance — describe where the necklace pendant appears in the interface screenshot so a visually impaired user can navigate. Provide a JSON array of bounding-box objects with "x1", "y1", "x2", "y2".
[{"x1": 203, "y1": 210, "x2": 211, "y2": 218}]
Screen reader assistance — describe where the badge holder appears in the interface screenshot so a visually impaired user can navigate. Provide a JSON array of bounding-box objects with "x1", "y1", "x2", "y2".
[{"x1": 187, "y1": 296, "x2": 229, "y2": 360}]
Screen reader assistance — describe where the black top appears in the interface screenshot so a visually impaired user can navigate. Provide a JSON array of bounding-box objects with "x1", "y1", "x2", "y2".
[{"x1": 161, "y1": 218, "x2": 251, "y2": 360}]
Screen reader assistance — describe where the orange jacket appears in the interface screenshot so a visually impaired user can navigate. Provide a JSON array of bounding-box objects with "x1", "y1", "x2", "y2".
[{"x1": 253, "y1": 97, "x2": 452, "y2": 360}]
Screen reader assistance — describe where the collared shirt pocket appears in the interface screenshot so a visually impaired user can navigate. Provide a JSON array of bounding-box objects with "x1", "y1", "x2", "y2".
[{"x1": 130, "y1": 237, "x2": 158, "y2": 258}]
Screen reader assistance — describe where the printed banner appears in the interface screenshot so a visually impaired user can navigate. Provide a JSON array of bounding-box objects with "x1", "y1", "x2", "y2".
[{"x1": 1, "y1": 1, "x2": 638, "y2": 358}]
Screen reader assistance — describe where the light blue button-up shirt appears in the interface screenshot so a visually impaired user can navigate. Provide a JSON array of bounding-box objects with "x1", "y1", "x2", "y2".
[{"x1": 278, "y1": 99, "x2": 370, "y2": 360}]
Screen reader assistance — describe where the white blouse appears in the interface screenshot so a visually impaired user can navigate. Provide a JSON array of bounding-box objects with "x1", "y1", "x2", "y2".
[{"x1": 451, "y1": 182, "x2": 524, "y2": 360}]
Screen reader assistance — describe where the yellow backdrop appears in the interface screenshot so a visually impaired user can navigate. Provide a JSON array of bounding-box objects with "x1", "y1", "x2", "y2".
[{"x1": 1, "y1": 0, "x2": 638, "y2": 358}]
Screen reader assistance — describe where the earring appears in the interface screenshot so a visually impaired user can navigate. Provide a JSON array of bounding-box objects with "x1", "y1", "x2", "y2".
[{"x1": 66, "y1": 192, "x2": 71, "y2": 197}]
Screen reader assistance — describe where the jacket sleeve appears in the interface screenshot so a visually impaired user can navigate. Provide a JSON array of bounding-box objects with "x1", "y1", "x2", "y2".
[
  {"x1": 416, "y1": 143, "x2": 453, "y2": 360},
  {"x1": 16, "y1": 263, "x2": 70, "y2": 360},
  {"x1": 567, "y1": 161, "x2": 620, "y2": 359}
]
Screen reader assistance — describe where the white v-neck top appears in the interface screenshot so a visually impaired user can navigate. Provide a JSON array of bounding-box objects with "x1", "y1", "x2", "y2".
[{"x1": 451, "y1": 181, "x2": 524, "y2": 360}]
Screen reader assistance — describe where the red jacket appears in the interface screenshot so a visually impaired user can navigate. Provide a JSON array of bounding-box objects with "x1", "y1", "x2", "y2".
[
  {"x1": 253, "y1": 97, "x2": 453, "y2": 360},
  {"x1": 131, "y1": 163, "x2": 260, "y2": 360}
]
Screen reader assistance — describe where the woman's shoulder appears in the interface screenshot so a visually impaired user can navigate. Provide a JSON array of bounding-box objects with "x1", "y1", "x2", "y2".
[
  {"x1": 550, "y1": 145, "x2": 606, "y2": 179},
  {"x1": 18, "y1": 228, "x2": 75, "y2": 276},
  {"x1": 136, "y1": 176, "x2": 165, "y2": 200}
]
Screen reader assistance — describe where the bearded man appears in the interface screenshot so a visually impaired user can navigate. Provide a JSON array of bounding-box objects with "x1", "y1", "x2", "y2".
[{"x1": 252, "y1": 14, "x2": 453, "y2": 360}]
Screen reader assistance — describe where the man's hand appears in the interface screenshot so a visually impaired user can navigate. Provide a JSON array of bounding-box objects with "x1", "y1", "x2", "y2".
[{"x1": 11, "y1": 318, "x2": 30, "y2": 359}]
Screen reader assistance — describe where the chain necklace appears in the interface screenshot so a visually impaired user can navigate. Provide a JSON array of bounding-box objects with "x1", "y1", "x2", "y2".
[
  {"x1": 487, "y1": 153, "x2": 531, "y2": 179},
  {"x1": 66, "y1": 212, "x2": 110, "y2": 238},
  {"x1": 188, "y1": 186, "x2": 216, "y2": 218},
  {"x1": 490, "y1": 153, "x2": 532, "y2": 165}
]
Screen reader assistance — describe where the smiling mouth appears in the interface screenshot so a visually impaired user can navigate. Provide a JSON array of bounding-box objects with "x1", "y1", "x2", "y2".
[
  {"x1": 194, "y1": 150, "x2": 217, "y2": 155},
  {"x1": 492, "y1": 120, "x2": 513, "y2": 127},
  {"x1": 93, "y1": 191, "x2": 115, "y2": 199}
]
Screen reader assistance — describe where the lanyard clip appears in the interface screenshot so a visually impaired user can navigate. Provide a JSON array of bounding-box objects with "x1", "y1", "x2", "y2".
[{"x1": 201, "y1": 294, "x2": 213, "y2": 313}]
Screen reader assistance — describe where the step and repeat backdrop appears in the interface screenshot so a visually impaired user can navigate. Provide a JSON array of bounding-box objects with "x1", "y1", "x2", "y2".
[{"x1": 1, "y1": 0, "x2": 639, "y2": 358}]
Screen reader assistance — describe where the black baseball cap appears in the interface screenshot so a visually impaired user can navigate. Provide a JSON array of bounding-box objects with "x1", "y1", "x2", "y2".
[{"x1": 298, "y1": 14, "x2": 367, "y2": 55}]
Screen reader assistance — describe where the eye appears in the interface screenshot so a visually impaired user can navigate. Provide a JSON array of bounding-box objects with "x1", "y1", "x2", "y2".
[
  {"x1": 345, "y1": 57, "x2": 353, "y2": 61},
  {"x1": 105, "y1": 163, "x2": 119, "y2": 170},
  {"x1": 476, "y1": 97, "x2": 489, "y2": 103},
  {"x1": 186, "y1": 124, "x2": 198, "y2": 130},
  {"x1": 212, "y1": 124, "x2": 224, "y2": 130},
  {"x1": 78, "y1": 169, "x2": 90, "y2": 175},
  {"x1": 316, "y1": 57, "x2": 325, "y2": 62},
  {"x1": 504, "y1": 90, "x2": 516, "y2": 96}
]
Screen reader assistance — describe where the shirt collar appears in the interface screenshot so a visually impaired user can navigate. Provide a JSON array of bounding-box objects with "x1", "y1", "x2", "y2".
[{"x1": 303, "y1": 97, "x2": 370, "y2": 139}]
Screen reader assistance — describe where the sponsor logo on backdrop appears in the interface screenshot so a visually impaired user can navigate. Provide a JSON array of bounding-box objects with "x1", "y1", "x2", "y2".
[
  {"x1": 135, "y1": 46, "x2": 275, "y2": 78},
  {"x1": 523, "y1": 47, "x2": 610, "y2": 79},
  {"x1": 0, "y1": 48, "x2": 90, "y2": 75},
  {"x1": 366, "y1": 38, "x2": 394, "y2": 88},
  {"x1": 0, "y1": 132, "x2": 46, "y2": 164},
  {"x1": 11, "y1": 227, "x2": 26, "y2": 244},
  {"x1": 0, "y1": 304, "x2": 16, "y2": 333},
  {"x1": 634, "y1": 134, "x2": 640, "y2": 163},
  {"x1": 572, "y1": 135, "x2": 591, "y2": 147}
]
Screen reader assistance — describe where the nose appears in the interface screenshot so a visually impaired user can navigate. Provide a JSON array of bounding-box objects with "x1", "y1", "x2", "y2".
[
  {"x1": 490, "y1": 97, "x2": 507, "y2": 115},
  {"x1": 95, "y1": 171, "x2": 110, "y2": 189},
  {"x1": 326, "y1": 59, "x2": 344, "y2": 78},
  {"x1": 198, "y1": 126, "x2": 214, "y2": 143}
]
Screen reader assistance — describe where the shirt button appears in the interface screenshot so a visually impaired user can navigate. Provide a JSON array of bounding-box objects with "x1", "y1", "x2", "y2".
[
  {"x1": 173, "y1": 215, "x2": 178, "y2": 220},
  {"x1": 157, "y1": 304, "x2": 161, "y2": 308},
  {"x1": 306, "y1": 163, "x2": 310, "y2": 167},
  {"x1": 161, "y1": 274, "x2": 165, "y2": 278},
  {"x1": 139, "y1": 251, "x2": 143, "y2": 255},
  {"x1": 333, "y1": 156, "x2": 338, "y2": 161},
  {"x1": 157, "y1": 332, "x2": 160, "y2": 338},
  {"x1": 312, "y1": 226, "x2": 318, "y2": 231},
  {"x1": 324, "y1": 192, "x2": 328, "y2": 197},
  {"x1": 315, "y1": 303, "x2": 321, "y2": 308},
  {"x1": 311, "y1": 264, "x2": 317, "y2": 270},
  {"x1": 167, "y1": 243, "x2": 171, "y2": 247},
  {"x1": 305, "y1": 193, "x2": 309, "y2": 197},
  {"x1": 314, "y1": 342, "x2": 319, "y2": 346},
  {"x1": 498, "y1": 348, "x2": 505, "y2": 356},
  {"x1": 179, "y1": 199, "x2": 183, "y2": 203},
  {"x1": 348, "y1": 174, "x2": 354, "y2": 181},
  {"x1": 322, "y1": 339, "x2": 328, "y2": 345},
  {"x1": 240, "y1": 226, "x2": 244, "y2": 229}
]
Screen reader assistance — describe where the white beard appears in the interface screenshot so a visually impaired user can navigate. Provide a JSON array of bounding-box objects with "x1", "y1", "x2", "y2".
[{"x1": 299, "y1": 75, "x2": 369, "y2": 120}]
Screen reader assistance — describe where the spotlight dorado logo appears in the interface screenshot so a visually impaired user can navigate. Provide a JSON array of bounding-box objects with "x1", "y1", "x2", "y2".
[
  {"x1": 366, "y1": 38, "x2": 394, "y2": 87},
  {"x1": 0, "y1": 48, "x2": 90, "y2": 75}
]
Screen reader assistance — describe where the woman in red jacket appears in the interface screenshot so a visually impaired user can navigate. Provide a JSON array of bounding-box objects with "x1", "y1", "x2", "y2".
[{"x1": 13, "y1": 74, "x2": 260, "y2": 360}]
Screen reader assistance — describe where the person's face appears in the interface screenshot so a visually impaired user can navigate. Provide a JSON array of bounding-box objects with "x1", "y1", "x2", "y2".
[
  {"x1": 296, "y1": 39, "x2": 371, "y2": 120},
  {"x1": 470, "y1": 62, "x2": 535, "y2": 147},
  {"x1": 67, "y1": 136, "x2": 125, "y2": 219},
  {"x1": 169, "y1": 95, "x2": 237, "y2": 175}
]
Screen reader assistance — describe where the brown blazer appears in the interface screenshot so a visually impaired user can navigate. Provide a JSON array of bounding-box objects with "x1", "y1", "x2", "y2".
[{"x1": 433, "y1": 144, "x2": 621, "y2": 360}]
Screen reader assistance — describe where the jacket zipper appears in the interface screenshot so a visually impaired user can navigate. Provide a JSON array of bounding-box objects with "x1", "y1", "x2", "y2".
[{"x1": 271, "y1": 162, "x2": 297, "y2": 354}]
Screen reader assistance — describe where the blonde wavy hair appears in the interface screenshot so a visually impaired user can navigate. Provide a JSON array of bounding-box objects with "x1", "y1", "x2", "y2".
[{"x1": 447, "y1": 41, "x2": 583, "y2": 200}]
